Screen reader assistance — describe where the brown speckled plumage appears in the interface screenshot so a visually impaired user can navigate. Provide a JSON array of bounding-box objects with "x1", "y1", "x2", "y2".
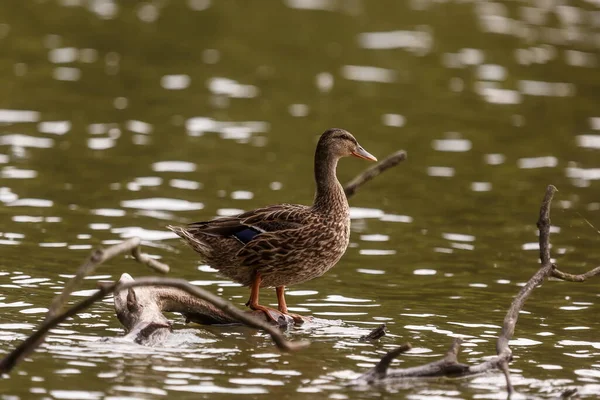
[{"x1": 167, "y1": 128, "x2": 377, "y2": 322}]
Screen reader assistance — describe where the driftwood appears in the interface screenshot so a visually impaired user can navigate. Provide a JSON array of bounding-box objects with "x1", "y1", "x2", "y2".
[
  {"x1": 355, "y1": 185, "x2": 599, "y2": 398},
  {"x1": 0, "y1": 150, "x2": 407, "y2": 374},
  {"x1": 114, "y1": 273, "x2": 294, "y2": 341},
  {"x1": 344, "y1": 150, "x2": 407, "y2": 198},
  {"x1": 0, "y1": 239, "x2": 307, "y2": 375},
  {"x1": 106, "y1": 277, "x2": 307, "y2": 350},
  {"x1": 114, "y1": 280, "x2": 390, "y2": 346}
]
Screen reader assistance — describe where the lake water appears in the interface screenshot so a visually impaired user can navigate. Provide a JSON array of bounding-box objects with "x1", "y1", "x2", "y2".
[{"x1": 1, "y1": 1, "x2": 600, "y2": 399}]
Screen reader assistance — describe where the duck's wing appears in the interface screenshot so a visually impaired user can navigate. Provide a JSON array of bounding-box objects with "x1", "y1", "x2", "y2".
[
  {"x1": 234, "y1": 205, "x2": 324, "y2": 268},
  {"x1": 183, "y1": 204, "x2": 311, "y2": 245},
  {"x1": 235, "y1": 228, "x2": 311, "y2": 267}
]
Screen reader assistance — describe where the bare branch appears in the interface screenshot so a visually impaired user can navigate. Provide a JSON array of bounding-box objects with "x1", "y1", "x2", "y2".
[
  {"x1": 0, "y1": 238, "x2": 168, "y2": 375},
  {"x1": 344, "y1": 150, "x2": 407, "y2": 198},
  {"x1": 356, "y1": 184, "x2": 598, "y2": 398},
  {"x1": 537, "y1": 185, "x2": 558, "y2": 266},
  {"x1": 359, "y1": 324, "x2": 386, "y2": 342},
  {"x1": 131, "y1": 244, "x2": 170, "y2": 274},
  {"x1": 560, "y1": 388, "x2": 578, "y2": 399},
  {"x1": 357, "y1": 344, "x2": 412, "y2": 383},
  {"x1": 493, "y1": 185, "x2": 557, "y2": 393},
  {"x1": 551, "y1": 266, "x2": 600, "y2": 282},
  {"x1": 499, "y1": 362, "x2": 514, "y2": 395},
  {"x1": 0, "y1": 284, "x2": 113, "y2": 374},
  {"x1": 444, "y1": 338, "x2": 461, "y2": 363},
  {"x1": 46, "y1": 238, "x2": 167, "y2": 322}
]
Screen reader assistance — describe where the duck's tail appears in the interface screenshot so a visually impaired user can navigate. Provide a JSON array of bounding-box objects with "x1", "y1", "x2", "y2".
[{"x1": 167, "y1": 224, "x2": 212, "y2": 258}]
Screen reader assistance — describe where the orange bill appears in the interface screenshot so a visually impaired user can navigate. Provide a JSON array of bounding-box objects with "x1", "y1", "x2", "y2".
[{"x1": 352, "y1": 146, "x2": 377, "y2": 161}]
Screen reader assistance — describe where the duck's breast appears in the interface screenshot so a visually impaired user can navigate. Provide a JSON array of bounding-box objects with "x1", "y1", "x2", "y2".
[{"x1": 258, "y1": 211, "x2": 351, "y2": 287}]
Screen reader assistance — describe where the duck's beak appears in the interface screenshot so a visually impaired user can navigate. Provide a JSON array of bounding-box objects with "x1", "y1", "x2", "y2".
[{"x1": 352, "y1": 145, "x2": 378, "y2": 162}]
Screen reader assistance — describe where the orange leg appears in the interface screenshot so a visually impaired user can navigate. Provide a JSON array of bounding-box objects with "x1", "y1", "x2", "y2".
[
  {"x1": 245, "y1": 272, "x2": 280, "y2": 323},
  {"x1": 276, "y1": 286, "x2": 288, "y2": 313},
  {"x1": 245, "y1": 273, "x2": 306, "y2": 325},
  {"x1": 245, "y1": 271, "x2": 263, "y2": 308},
  {"x1": 276, "y1": 286, "x2": 306, "y2": 324}
]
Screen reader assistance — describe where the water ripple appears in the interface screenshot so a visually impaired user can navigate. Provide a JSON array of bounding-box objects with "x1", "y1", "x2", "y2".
[
  {"x1": 0, "y1": 134, "x2": 53, "y2": 148},
  {"x1": 0, "y1": 109, "x2": 40, "y2": 123},
  {"x1": 38, "y1": 121, "x2": 71, "y2": 135},
  {"x1": 432, "y1": 139, "x2": 472, "y2": 152},
  {"x1": 126, "y1": 120, "x2": 153, "y2": 134},
  {"x1": 161, "y1": 74, "x2": 191, "y2": 90},
  {"x1": 8, "y1": 198, "x2": 53, "y2": 207},
  {"x1": 517, "y1": 156, "x2": 558, "y2": 169},
  {"x1": 50, "y1": 390, "x2": 103, "y2": 400},
  {"x1": 341, "y1": 65, "x2": 396, "y2": 83},
  {"x1": 121, "y1": 198, "x2": 204, "y2": 211},
  {"x1": 165, "y1": 384, "x2": 268, "y2": 394},
  {"x1": 112, "y1": 226, "x2": 176, "y2": 241},
  {"x1": 152, "y1": 161, "x2": 196, "y2": 172},
  {"x1": 207, "y1": 77, "x2": 259, "y2": 98},
  {"x1": 358, "y1": 29, "x2": 432, "y2": 53}
]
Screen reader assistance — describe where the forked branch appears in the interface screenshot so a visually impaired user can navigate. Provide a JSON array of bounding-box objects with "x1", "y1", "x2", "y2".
[
  {"x1": 357, "y1": 185, "x2": 593, "y2": 398},
  {"x1": 1, "y1": 237, "x2": 168, "y2": 374}
]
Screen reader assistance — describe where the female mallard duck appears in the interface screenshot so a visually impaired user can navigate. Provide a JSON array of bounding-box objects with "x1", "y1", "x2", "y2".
[{"x1": 167, "y1": 128, "x2": 377, "y2": 323}]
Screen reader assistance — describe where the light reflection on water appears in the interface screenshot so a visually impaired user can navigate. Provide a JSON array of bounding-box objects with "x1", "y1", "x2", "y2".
[{"x1": 1, "y1": 0, "x2": 600, "y2": 398}]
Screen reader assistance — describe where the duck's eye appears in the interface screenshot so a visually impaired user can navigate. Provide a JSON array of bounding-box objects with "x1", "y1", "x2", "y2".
[{"x1": 336, "y1": 133, "x2": 355, "y2": 143}]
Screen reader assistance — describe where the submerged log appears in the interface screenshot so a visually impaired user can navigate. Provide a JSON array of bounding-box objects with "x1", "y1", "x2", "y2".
[
  {"x1": 114, "y1": 273, "x2": 294, "y2": 345},
  {"x1": 0, "y1": 246, "x2": 306, "y2": 375}
]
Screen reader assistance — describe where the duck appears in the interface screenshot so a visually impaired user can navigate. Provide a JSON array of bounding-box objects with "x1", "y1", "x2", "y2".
[{"x1": 167, "y1": 128, "x2": 377, "y2": 323}]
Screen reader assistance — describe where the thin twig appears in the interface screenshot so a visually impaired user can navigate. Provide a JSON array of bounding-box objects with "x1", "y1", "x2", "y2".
[
  {"x1": 132, "y1": 243, "x2": 170, "y2": 274},
  {"x1": 444, "y1": 338, "x2": 461, "y2": 363},
  {"x1": 499, "y1": 362, "x2": 514, "y2": 395},
  {"x1": 0, "y1": 285, "x2": 113, "y2": 374},
  {"x1": 0, "y1": 238, "x2": 169, "y2": 375},
  {"x1": 560, "y1": 388, "x2": 578, "y2": 399},
  {"x1": 537, "y1": 185, "x2": 557, "y2": 266},
  {"x1": 344, "y1": 150, "x2": 407, "y2": 198},
  {"x1": 358, "y1": 344, "x2": 412, "y2": 383},
  {"x1": 551, "y1": 266, "x2": 600, "y2": 282},
  {"x1": 359, "y1": 324, "x2": 386, "y2": 342},
  {"x1": 47, "y1": 238, "x2": 168, "y2": 322}
]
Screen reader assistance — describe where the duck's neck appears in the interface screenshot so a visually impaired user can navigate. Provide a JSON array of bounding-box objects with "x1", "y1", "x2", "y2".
[{"x1": 312, "y1": 150, "x2": 348, "y2": 213}]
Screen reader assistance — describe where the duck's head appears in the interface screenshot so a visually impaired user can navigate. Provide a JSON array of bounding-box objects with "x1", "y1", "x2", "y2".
[{"x1": 318, "y1": 128, "x2": 377, "y2": 162}]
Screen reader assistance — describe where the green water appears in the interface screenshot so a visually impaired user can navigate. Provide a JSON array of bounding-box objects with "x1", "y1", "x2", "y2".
[{"x1": 1, "y1": 1, "x2": 600, "y2": 398}]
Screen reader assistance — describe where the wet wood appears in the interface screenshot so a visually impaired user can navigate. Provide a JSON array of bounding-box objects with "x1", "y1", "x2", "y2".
[
  {"x1": 355, "y1": 185, "x2": 595, "y2": 398},
  {"x1": 107, "y1": 278, "x2": 307, "y2": 351},
  {"x1": 0, "y1": 239, "x2": 304, "y2": 375},
  {"x1": 112, "y1": 273, "x2": 296, "y2": 345},
  {"x1": 0, "y1": 238, "x2": 168, "y2": 375},
  {"x1": 358, "y1": 324, "x2": 386, "y2": 342},
  {"x1": 344, "y1": 150, "x2": 407, "y2": 198}
]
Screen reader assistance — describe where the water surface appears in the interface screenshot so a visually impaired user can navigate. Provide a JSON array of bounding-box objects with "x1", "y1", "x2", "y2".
[{"x1": 1, "y1": 1, "x2": 600, "y2": 398}]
